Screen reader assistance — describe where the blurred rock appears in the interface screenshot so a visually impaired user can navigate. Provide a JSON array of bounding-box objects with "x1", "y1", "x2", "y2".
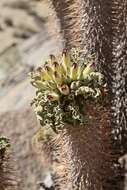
[
  {"x1": 0, "y1": 0, "x2": 62, "y2": 112},
  {"x1": 0, "y1": 108, "x2": 48, "y2": 190},
  {"x1": 19, "y1": 31, "x2": 62, "y2": 67},
  {"x1": 0, "y1": 0, "x2": 61, "y2": 189}
]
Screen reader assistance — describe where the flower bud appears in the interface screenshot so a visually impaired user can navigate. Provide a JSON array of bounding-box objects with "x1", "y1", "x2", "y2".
[
  {"x1": 47, "y1": 92, "x2": 60, "y2": 101},
  {"x1": 44, "y1": 64, "x2": 52, "y2": 73},
  {"x1": 62, "y1": 49, "x2": 71, "y2": 74},
  {"x1": 70, "y1": 63, "x2": 78, "y2": 80},
  {"x1": 53, "y1": 71, "x2": 62, "y2": 84},
  {"x1": 52, "y1": 61, "x2": 61, "y2": 72},
  {"x1": 49, "y1": 54, "x2": 56, "y2": 64},
  {"x1": 58, "y1": 84, "x2": 70, "y2": 95},
  {"x1": 43, "y1": 63, "x2": 53, "y2": 80}
]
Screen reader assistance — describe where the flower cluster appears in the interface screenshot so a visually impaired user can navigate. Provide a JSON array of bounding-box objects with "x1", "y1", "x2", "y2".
[{"x1": 30, "y1": 49, "x2": 107, "y2": 131}]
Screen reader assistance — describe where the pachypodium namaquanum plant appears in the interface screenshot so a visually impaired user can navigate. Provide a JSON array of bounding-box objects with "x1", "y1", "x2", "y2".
[{"x1": 30, "y1": 49, "x2": 107, "y2": 132}]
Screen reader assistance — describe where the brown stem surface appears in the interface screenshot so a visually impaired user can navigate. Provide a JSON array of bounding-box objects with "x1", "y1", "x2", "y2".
[
  {"x1": 0, "y1": 149, "x2": 17, "y2": 190},
  {"x1": 51, "y1": 106, "x2": 123, "y2": 190},
  {"x1": 48, "y1": 0, "x2": 82, "y2": 48}
]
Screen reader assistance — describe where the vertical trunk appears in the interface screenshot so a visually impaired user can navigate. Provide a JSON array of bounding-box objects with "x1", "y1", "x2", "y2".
[
  {"x1": 49, "y1": 0, "x2": 82, "y2": 48},
  {"x1": 110, "y1": 0, "x2": 127, "y2": 153},
  {"x1": 81, "y1": 0, "x2": 127, "y2": 151},
  {"x1": 51, "y1": 106, "x2": 122, "y2": 190},
  {"x1": 80, "y1": 0, "x2": 127, "y2": 189},
  {"x1": 0, "y1": 149, "x2": 17, "y2": 190}
]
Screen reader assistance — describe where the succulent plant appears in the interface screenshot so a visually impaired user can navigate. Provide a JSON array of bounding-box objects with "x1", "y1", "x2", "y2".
[{"x1": 30, "y1": 49, "x2": 107, "y2": 132}]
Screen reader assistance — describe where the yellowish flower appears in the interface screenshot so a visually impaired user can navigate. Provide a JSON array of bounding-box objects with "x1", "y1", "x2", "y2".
[
  {"x1": 62, "y1": 49, "x2": 71, "y2": 74},
  {"x1": 47, "y1": 92, "x2": 60, "y2": 101},
  {"x1": 70, "y1": 63, "x2": 78, "y2": 80},
  {"x1": 58, "y1": 84, "x2": 70, "y2": 95},
  {"x1": 49, "y1": 54, "x2": 56, "y2": 64},
  {"x1": 43, "y1": 63, "x2": 53, "y2": 80},
  {"x1": 53, "y1": 71, "x2": 62, "y2": 84},
  {"x1": 52, "y1": 61, "x2": 61, "y2": 72}
]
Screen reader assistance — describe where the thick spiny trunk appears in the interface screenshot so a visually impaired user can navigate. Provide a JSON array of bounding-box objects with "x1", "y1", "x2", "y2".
[
  {"x1": 0, "y1": 150, "x2": 17, "y2": 190},
  {"x1": 81, "y1": 0, "x2": 127, "y2": 151},
  {"x1": 49, "y1": 0, "x2": 82, "y2": 48},
  {"x1": 80, "y1": 1, "x2": 127, "y2": 188},
  {"x1": 110, "y1": 0, "x2": 127, "y2": 153},
  {"x1": 51, "y1": 106, "x2": 123, "y2": 190}
]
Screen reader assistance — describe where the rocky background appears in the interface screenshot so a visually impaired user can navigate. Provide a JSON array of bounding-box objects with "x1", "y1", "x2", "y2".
[{"x1": 0, "y1": 0, "x2": 62, "y2": 189}]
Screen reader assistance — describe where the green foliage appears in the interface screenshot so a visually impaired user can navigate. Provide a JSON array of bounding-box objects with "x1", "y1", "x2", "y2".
[{"x1": 30, "y1": 49, "x2": 107, "y2": 132}]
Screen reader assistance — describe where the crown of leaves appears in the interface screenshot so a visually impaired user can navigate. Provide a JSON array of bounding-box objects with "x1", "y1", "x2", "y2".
[{"x1": 30, "y1": 49, "x2": 107, "y2": 132}]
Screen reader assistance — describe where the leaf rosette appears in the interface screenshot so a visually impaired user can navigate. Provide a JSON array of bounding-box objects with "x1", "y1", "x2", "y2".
[{"x1": 30, "y1": 49, "x2": 107, "y2": 131}]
